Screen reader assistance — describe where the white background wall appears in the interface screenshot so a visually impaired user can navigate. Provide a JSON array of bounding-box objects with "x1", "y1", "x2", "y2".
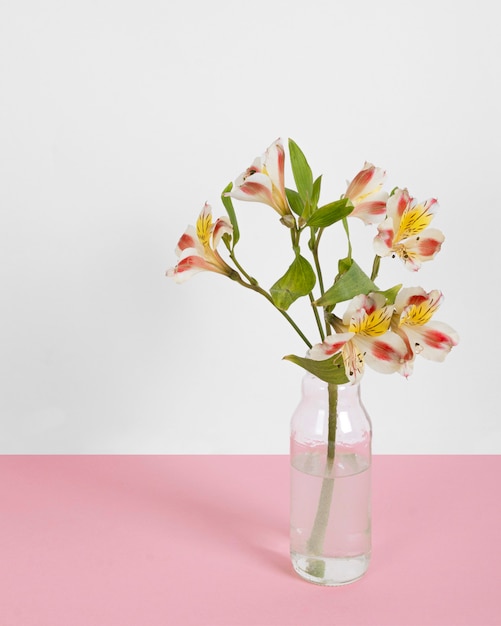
[{"x1": 1, "y1": 0, "x2": 499, "y2": 453}]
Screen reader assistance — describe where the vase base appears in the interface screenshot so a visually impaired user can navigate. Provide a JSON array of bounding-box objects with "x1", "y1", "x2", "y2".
[{"x1": 291, "y1": 551, "x2": 370, "y2": 586}]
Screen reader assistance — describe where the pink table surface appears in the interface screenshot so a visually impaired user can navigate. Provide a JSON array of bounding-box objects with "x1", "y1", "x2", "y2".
[{"x1": 1, "y1": 455, "x2": 500, "y2": 626}]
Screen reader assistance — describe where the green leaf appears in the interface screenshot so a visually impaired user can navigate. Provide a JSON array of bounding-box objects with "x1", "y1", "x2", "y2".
[
  {"x1": 285, "y1": 188, "x2": 304, "y2": 217},
  {"x1": 288, "y1": 139, "x2": 313, "y2": 204},
  {"x1": 270, "y1": 254, "x2": 316, "y2": 311},
  {"x1": 311, "y1": 176, "x2": 322, "y2": 212},
  {"x1": 315, "y1": 260, "x2": 378, "y2": 307},
  {"x1": 306, "y1": 198, "x2": 353, "y2": 228},
  {"x1": 283, "y1": 353, "x2": 349, "y2": 384},
  {"x1": 337, "y1": 256, "x2": 352, "y2": 274},
  {"x1": 221, "y1": 182, "x2": 240, "y2": 248},
  {"x1": 375, "y1": 283, "x2": 403, "y2": 305}
]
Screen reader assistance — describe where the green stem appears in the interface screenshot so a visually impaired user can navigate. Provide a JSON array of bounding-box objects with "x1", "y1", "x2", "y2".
[
  {"x1": 342, "y1": 217, "x2": 352, "y2": 260},
  {"x1": 232, "y1": 274, "x2": 312, "y2": 349},
  {"x1": 229, "y1": 250, "x2": 258, "y2": 286},
  {"x1": 311, "y1": 228, "x2": 331, "y2": 339},
  {"x1": 309, "y1": 293, "x2": 325, "y2": 342},
  {"x1": 370, "y1": 255, "x2": 381, "y2": 282},
  {"x1": 305, "y1": 383, "x2": 338, "y2": 576},
  {"x1": 327, "y1": 383, "x2": 338, "y2": 464},
  {"x1": 227, "y1": 229, "x2": 314, "y2": 348},
  {"x1": 311, "y1": 228, "x2": 326, "y2": 295}
]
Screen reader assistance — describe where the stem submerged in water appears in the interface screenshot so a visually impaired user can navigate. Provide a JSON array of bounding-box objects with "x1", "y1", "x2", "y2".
[
  {"x1": 327, "y1": 383, "x2": 338, "y2": 464},
  {"x1": 305, "y1": 383, "x2": 338, "y2": 577}
]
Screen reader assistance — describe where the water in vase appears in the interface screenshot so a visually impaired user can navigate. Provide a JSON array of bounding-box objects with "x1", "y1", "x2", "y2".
[{"x1": 290, "y1": 450, "x2": 371, "y2": 585}]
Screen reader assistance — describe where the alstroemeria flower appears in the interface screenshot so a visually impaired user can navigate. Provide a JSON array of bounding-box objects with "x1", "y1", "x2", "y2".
[
  {"x1": 225, "y1": 139, "x2": 291, "y2": 217},
  {"x1": 393, "y1": 287, "x2": 459, "y2": 375},
  {"x1": 344, "y1": 162, "x2": 389, "y2": 225},
  {"x1": 373, "y1": 188, "x2": 444, "y2": 271},
  {"x1": 309, "y1": 293, "x2": 407, "y2": 383},
  {"x1": 166, "y1": 203, "x2": 234, "y2": 283}
]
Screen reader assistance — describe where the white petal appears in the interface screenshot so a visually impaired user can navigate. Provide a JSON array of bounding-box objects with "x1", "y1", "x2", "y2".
[
  {"x1": 386, "y1": 188, "x2": 411, "y2": 221},
  {"x1": 309, "y1": 333, "x2": 354, "y2": 360},
  {"x1": 373, "y1": 217, "x2": 395, "y2": 256},
  {"x1": 357, "y1": 333, "x2": 407, "y2": 375},
  {"x1": 212, "y1": 216, "x2": 233, "y2": 248},
  {"x1": 402, "y1": 321, "x2": 459, "y2": 362},
  {"x1": 263, "y1": 139, "x2": 284, "y2": 190},
  {"x1": 395, "y1": 286, "x2": 427, "y2": 313},
  {"x1": 401, "y1": 228, "x2": 445, "y2": 262}
]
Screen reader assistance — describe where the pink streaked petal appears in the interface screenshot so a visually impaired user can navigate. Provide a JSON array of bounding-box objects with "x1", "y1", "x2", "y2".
[
  {"x1": 403, "y1": 228, "x2": 445, "y2": 261},
  {"x1": 386, "y1": 188, "x2": 411, "y2": 220},
  {"x1": 358, "y1": 332, "x2": 407, "y2": 374},
  {"x1": 175, "y1": 225, "x2": 204, "y2": 257},
  {"x1": 405, "y1": 321, "x2": 459, "y2": 362},
  {"x1": 373, "y1": 217, "x2": 395, "y2": 255},
  {"x1": 239, "y1": 180, "x2": 275, "y2": 203},
  {"x1": 232, "y1": 157, "x2": 263, "y2": 184},
  {"x1": 247, "y1": 156, "x2": 264, "y2": 175},
  {"x1": 342, "y1": 293, "x2": 388, "y2": 330},
  {"x1": 228, "y1": 172, "x2": 274, "y2": 205},
  {"x1": 342, "y1": 294, "x2": 372, "y2": 326},
  {"x1": 395, "y1": 286, "x2": 428, "y2": 313},
  {"x1": 346, "y1": 162, "x2": 386, "y2": 203},
  {"x1": 422, "y1": 197, "x2": 439, "y2": 215},
  {"x1": 400, "y1": 325, "x2": 456, "y2": 361},
  {"x1": 232, "y1": 165, "x2": 268, "y2": 190},
  {"x1": 309, "y1": 332, "x2": 355, "y2": 360},
  {"x1": 350, "y1": 199, "x2": 388, "y2": 224},
  {"x1": 166, "y1": 253, "x2": 213, "y2": 283},
  {"x1": 212, "y1": 216, "x2": 233, "y2": 248},
  {"x1": 264, "y1": 139, "x2": 286, "y2": 194},
  {"x1": 345, "y1": 165, "x2": 376, "y2": 200},
  {"x1": 176, "y1": 231, "x2": 196, "y2": 253},
  {"x1": 418, "y1": 229, "x2": 445, "y2": 258}
]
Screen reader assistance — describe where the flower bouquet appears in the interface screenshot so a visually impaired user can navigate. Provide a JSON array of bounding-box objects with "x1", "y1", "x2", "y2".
[{"x1": 167, "y1": 138, "x2": 459, "y2": 584}]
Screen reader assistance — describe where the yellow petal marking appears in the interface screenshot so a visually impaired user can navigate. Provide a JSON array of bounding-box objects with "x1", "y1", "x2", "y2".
[
  {"x1": 400, "y1": 296, "x2": 441, "y2": 327},
  {"x1": 349, "y1": 307, "x2": 393, "y2": 337},
  {"x1": 196, "y1": 211, "x2": 213, "y2": 248},
  {"x1": 395, "y1": 204, "x2": 433, "y2": 241}
]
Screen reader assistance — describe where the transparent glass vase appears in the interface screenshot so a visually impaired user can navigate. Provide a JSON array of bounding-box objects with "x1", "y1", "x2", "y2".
[{"x1": 290, "y1": 373, "x2": 372, "y2": 585}]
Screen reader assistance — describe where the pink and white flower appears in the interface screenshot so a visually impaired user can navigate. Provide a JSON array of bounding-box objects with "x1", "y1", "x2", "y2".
[
  {"x1": 344, "y1": 162, "x2": 389, "y2": 225},
  {"x1": 374, "y1": 188, "x2": 444, "y2": 271},
  {"x1": 309, "y1": 292, "x2": 408, "y2": 383},
  {"x1": 166, "y1": 203, "x2": 234, "y2": 283},
  {"x1": 225, "y1": 139, "x2": 290, "y2": 217},
  {"x1": 393, "y1": 287, "x2": 459, "y2": 375}
]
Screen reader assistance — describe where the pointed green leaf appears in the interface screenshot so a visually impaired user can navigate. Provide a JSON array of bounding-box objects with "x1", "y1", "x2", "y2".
[
  {"x1": 338, "y1": 256, "x2": 352, "y2": 274},
  {"x1": 311, "y1": 176, "x2": 322, "y2": 212},
  {"x1": 283, "y1": 353, "x2": 349, "y2": 384},
  {"x1": 285, "y1": 187, "x2": 304, "y2": 217},
  {"x1": 270, "y1": 254, "x2": 316, "y2": 311},
  {"x1": 221, "y1": 182, "x2": 240, "y2": 248},
  {"x1": 375, "y1": 283, "x2": 403, "y2": 305},
  {"x1": 306, "y1": 198, "x2": 353, "y2": 228},
  {"x1": 288, "y1": 139, "x2": 313, "y2": 204},
  {"x1": 315, "y1": 260, "x2": 378, "y2": 307}
]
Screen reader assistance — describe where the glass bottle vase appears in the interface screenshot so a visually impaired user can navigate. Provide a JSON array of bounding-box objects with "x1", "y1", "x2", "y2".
[{"x1": 290, "y1": 373, "x2": 372, "y2": 586}]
